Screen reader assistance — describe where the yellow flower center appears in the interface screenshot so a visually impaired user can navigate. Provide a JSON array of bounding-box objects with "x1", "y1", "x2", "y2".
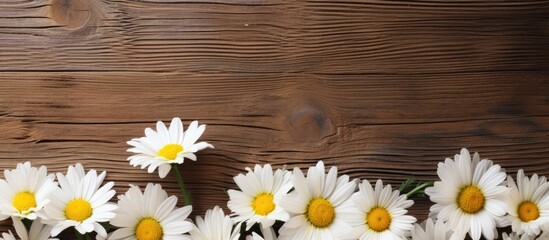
[
  {"x1": 518, "y1": 201, "x2": 540, "y2": 222},
  {"x1": 252, "y1": 193, "x2": 275, "y2": 216},
  {"x1": 366, "y1": 207, "x2": 392, "y2": 232},
  {"x1": 457, "y1": 185, "x2": 485, "y2": 214},
  {"x1": 158, "y1": 144, "x2": 183, "y2": 160},
  {"x1": 135, "y1": 218, "x2": 163, "y2": 240},
  {"x1": 13, "y1": 192, "x2": 36, "y2": 213},
  {"x1": 65, "y1": 199, "x2": 93, "y2": 222},
  {"x1": 306, "y1": 198, "x2": 335, "y2": 228}
]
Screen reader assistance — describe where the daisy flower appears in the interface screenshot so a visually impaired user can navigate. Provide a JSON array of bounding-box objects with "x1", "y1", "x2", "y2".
[
  {"x1": 228, "y1": 164, "x2": 292, "y2": 229},
  {"x1": 503, "y1": 169, "x2": 549, "y2": 239},
  {"x1": 43, "y1": 163, "x2": 117, "y2": 237},
  {"x1": 278, "y1": 161, "x2": 357, "y2": 240},
  {"x1": 342, "y1": 179, "x2": 416, "y2": 240},
  {"x1": 0, "y1": 217, "x2": 57, "y2": 240},
  {"x1": 425, "y1": 148, "x2": 509, "y2": 240},
  {"x1": 189, "y1": 206, "x2": 241, "y2": 240},
  {"x1": 109, "y1": 183, "x2": 193, "y2": 240},
  {"x1": 127, "y1": 117, "x2": 214, "y2": 178},
  {"x1": 410, "y1": 218, "x2": 456, "y2": 240},
  {"x1": 0, "y1": 162, "x2": 56, "y2": 220}
]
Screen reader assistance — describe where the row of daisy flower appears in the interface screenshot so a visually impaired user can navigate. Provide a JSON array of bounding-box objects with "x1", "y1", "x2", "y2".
[
  {"x1": 1, "y1": 117, "x2": 548, "y2": 240},
  {"x1": 0, "y1": 161, "x2": 232, "y2": 240},
  {"x1": 223, "y1": 154, "x2": 549, "y2": 240},
  {"x1": 124, "y1": 118, "x2": 549, "y2": 240}
]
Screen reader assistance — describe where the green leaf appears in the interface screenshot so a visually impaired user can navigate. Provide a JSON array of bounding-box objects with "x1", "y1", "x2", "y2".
[
  {"x1": 405, "y1": 181, "x2": 433, "y2": 198},
  {"x1": 398, "y1": 176, "x2": 416, "y2": 192}
]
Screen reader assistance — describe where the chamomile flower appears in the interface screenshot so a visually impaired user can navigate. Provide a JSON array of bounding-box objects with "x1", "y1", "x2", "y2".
[
  {"x1": 0, "y1": 162, "x2": 56, "y2": 220},
  {"x1": 43, "y1": 164, "x2": 117, "y2": 237},
  {"x1": 189, "y1": 206, "x2": 241, "y2": 240},
  {"x1": 410, "y1": 218, "x2": 456, "y2": 240},
  {"x1": 0, "y1": 217, "x2": 57, "y2": 240},
  {"x1": 425, "y1": 148, "x2": 509, "y2": 240},
  {"x1": 228, "y1": 164, "x2": 292, "y2": 229},
  {"x1": 109, "y1": 183, "x2": 193, "y2": 240},
  {"x1": 342, "y1": 179, "x2": 416, "y2": 240},
  {"x1": 278, "y1": 161, "x2": 356, "y2": 240},
  {"x1": 127, "y1": 117, "x2": 214, "y2": 178},
  {"x1": 503, "y1": 170, "x2": 549, "y2": 239}
]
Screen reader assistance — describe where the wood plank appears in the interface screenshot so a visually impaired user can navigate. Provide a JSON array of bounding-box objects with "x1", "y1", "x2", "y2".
[
  {"x1": 0, "y1": 0, "x2": 548, "y2": 238},
  {"x1": 0, "y1": 73, "x2": 548, "y2": 222},
  {"x1": 0, "y1": 0, "x2": 547, "y2": 73}
]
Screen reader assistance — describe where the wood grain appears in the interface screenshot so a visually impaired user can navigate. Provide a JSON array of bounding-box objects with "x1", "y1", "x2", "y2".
[{"x1": 1, "y1": 0, "x2": 549, "y2": 238}]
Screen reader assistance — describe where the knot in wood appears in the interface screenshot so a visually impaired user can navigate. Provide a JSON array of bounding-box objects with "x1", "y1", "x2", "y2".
[
  {"x1": 287, "y1": 106, "x2": 332, "y2": 142},
  {"x1": 48, "y1": 0, "x2": 92, "y2": 29}
]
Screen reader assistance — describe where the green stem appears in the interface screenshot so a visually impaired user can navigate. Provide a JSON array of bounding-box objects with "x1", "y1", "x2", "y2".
[
  {"x1": 406, "y1": 182, "x2": 433, "y2": 197},
  {"x1": 172, "y1": 164, "x2": 192, "y2": 206}
]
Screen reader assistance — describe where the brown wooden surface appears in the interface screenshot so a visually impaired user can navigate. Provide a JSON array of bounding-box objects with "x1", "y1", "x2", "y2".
[{"x1": 1, "y1": 0, "x2": 549, "y2": 237}]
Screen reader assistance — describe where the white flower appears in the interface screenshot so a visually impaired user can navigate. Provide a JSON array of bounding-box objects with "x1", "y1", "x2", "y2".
[
  {"x1": 127, "y1": 118, "x2": 214, "y2": 178},
  {"x1": 43, "y1": 164, "x2": 117, "y2": 237},
  {"x1": 0, "y1": 162, "x2": 57, "y2": 220},
  {"x1": 189, "y1": 206, "x2": 241, "y2": 240},
  {"x1": 109, "y1": 183, "x2": 193, "y2": 240},
  {"x1": 0, "y1": 217, "x2": 57, "y2": 240},
  {"x1": 245, "y1": 228, "x2": 276, "y2": 240},
  {"x1": 228, "y1": 164, "x2": 292, "y2": 230},
  {"x1": 411, "y1": 218, "x2": 456, "y2": 240},
  {"x1": 425, "y1": 148, "x2": 509, "y2": 240},
  {"x1": 278, "y1": 161, "x2": 356, "y2": 240},
  {"x1": 341, "y1": 179, "x2": 416, "y2": 240},
  {"x1": 503, "y1": 169, "x2": 549, "y2": 239}
]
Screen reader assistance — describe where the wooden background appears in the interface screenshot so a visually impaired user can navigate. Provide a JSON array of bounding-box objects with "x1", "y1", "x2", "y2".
[{"x1": 1, "y1": 0, "x2": 549, "y2": 237}]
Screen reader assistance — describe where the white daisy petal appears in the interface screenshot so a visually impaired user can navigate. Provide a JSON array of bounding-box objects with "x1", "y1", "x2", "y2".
[
  {"x1": 411, "y1": 218, "x2": 455, "y2": 240},
  {"x1": 183, "y1": 121, "x2": 205, "y2": 147},
  {"x1": 169, "y1": 117, "x2": 183, "y2": 143},
  {"x1": 158, "y1": 164, "x2": 172, "y2": 179},
  {"x1": 109, "y1": 227, "x2": 134, "y2": 240},
  {"x1": 5, "y1": 217, "x2": 58, "y2": 240},
  {"x1": 163, "y1": 206, "x2": 192, "y2": 225},
  {"x1": 190, "y1": 206, "x2": 240, "y2": 240}
]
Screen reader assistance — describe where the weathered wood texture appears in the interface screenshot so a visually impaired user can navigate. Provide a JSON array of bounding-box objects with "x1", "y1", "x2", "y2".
[{"x1": 1, "y1": 0, "x2": 549, "y2": 237}]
